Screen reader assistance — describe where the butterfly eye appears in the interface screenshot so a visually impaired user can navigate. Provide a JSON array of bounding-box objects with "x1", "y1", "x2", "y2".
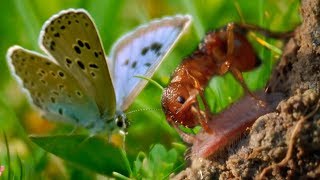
[
  {"x1": 177, "y1": 96, "x2": 185, "y2": 104},
  {"x1": 115, "y1": 114, "x2": 126, "y2": 128},
  {"x1": 116, "y1": 119, "x2": 124, "y2": 128}
]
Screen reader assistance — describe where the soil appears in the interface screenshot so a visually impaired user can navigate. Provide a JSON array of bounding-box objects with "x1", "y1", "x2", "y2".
[{"x1": 172, "y1": 0, "x2": 320, "y2": 179}]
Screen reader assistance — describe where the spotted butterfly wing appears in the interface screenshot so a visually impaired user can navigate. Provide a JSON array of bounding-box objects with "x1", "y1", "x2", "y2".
[
  {"x1": 40, "y1": 9, "x2": 116, "y2": 119},
  {"x1": 110, "y1": 15, "x2": 192, "y2": 110},
  {"x1": 7, "y1": 8, "x2": 191, "y2": 133},
  {"x1": 7, "y1": 46, "x2": 104, "y2": 131}
]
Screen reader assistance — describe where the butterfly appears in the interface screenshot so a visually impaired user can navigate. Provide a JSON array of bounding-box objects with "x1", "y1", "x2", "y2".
[{"x1": 7, "y1": 9, "x2": 191, "y2": 135}]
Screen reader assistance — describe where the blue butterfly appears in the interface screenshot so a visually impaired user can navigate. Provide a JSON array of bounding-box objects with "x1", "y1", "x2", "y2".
[{"x1": 7, "y1": 9, "x2": 191, "y2": 134}]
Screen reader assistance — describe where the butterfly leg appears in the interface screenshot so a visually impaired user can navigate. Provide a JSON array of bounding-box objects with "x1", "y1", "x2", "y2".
[
  {"x1": 68, "y1": 125, "x2": 81, "y2": 135},
  {"x1": 109, "y1": 133, "x2": 126, "y2": 149}
]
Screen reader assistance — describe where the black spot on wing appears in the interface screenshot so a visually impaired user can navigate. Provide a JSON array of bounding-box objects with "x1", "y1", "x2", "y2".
[
  {"x1": 150, "y1": 42, "x2": 162, "y2": 53},
  {"x1": 58, "y1": 71, "x2": 65, "y2": 77},
  {"x1": 89, "y1": 64, "x2": 99, "y2": 69},
  {"x1": 58, "y1": 108, "x2": 63, "y2": 115},
  {"x1": 54, "y1": 33, "x2": 60, "y2": 37},
  {"x1": 124, "y1": 59, "x2": 129, "y2": 66},
  {"x1": 144, "y1": 62, "x2": 151, "y2": 67},
  {"x1": 50, "y1": 41, "x2": 56, "y2": 51},
  {"x1": 66, "y1": 58, "x2": 72, "y2": 65},
  {"x1": 76, "y1": 90, "x2": 82, "y2": 97},
  {"x1": 131, "y1": 61, "x2": 137, "y2": 68},
  {"x1": 77, "y1": 60, "x2": 85, "y2": 70},
  {"x1": 85, "y1": 42, "x2": 90, "y2": 49},
  {"x1": 74, "y1": 46, "x2": 81, "y2": 54},
  {"x1": 51, "y1": 71, "x2": 56, "y2": 77},
  {"x1": 141, "y1": 47, "x2": 149, "y2": 55},
  {"x1": 77, "y1": 40, "x2": 84, "y2": 47},
  {"x1": 94, "y1": 52, "x2": 99, "y2": 58}
]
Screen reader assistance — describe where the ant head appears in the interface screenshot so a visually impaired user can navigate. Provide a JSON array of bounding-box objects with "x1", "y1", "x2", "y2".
[{"x1": 161, "y1": 82, "x2": 199, "y2": 128}]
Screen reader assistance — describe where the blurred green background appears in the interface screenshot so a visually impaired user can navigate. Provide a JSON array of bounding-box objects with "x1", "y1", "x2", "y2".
[{"x1": 0, "y1": 0, "x2": 300, "y2": 179}]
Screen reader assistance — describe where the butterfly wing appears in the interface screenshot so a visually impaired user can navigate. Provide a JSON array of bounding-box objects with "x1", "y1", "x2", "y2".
[
  {"x1": 39, "y1": 9, "x2": 116, "y2": 119},
  {"x1": 110, "y1": 15, "x2": 191, "y2": 110},
  {"x1": 7, "y1": 46, "x2": 103, "y2": 130}
]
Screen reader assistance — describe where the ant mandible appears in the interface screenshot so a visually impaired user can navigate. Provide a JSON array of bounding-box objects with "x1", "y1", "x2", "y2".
[{"x1": 161, "y1": 23, "x2": 291, "y2": 143}]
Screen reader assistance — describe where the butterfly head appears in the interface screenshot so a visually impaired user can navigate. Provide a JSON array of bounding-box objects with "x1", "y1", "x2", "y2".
[{"x1": 113, "y1": 112, "x2": 130, "y2": 135}]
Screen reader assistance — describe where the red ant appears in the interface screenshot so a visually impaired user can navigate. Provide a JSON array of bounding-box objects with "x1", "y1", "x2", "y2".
[{"x1": 161, "y1": 23, "x2": 291, "y2": 142}]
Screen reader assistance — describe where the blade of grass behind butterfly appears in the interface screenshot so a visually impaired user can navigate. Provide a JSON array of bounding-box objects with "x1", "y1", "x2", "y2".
[
  {"x1": 17, "y1": 155, "x2": 23, "y2": 180},
  {"x1": 177, "y1": 0, "x2": 204, "y2": 40},
  {"x1": 3, "y1": 132, "x2": 11, "y2": 179},
  {"x1": 278, "y1": 0, "x2": 300, "y2": 30},
  {"x1": 13, "y1": 0, "x2": 41, "y2": 50},
  {"x1": 86, "y1": 0, "x2": 125, "y2": 50}
]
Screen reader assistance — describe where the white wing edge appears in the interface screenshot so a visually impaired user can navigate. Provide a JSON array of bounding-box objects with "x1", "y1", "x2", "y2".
[{"x1": 6, "y1": 45, "x2": 58, "y2": 115}]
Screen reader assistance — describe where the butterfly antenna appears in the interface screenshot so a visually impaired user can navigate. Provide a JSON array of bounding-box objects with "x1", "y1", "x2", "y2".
[
  {"x1": 134, "y1": 75, "x2": 164, "y2": 90},
  {"x1": 125, "y1": 108, "x2": 162, "y2": 115}
]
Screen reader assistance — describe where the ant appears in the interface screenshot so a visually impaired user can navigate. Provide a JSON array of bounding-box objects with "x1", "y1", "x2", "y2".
[{"x1": 161, "y1": 23, "x2": 292, "y2": 143}]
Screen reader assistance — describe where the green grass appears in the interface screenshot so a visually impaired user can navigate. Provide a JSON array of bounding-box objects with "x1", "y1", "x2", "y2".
[{"x1": 0, "y1": 0, "x2": 300, "y2": 179}]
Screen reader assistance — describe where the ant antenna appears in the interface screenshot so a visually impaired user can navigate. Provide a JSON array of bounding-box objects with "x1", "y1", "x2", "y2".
[
  {"x1": 233, "y1": 1, "x2": 284, "y2": 55},
  {"x1": 125, "y1": 108, "x2": 162, "y2": 115},
  {"x1": 233, "y1": 0, "x2": 245, "y2": 23},
  {"x1": 134, "y1": 75, "x2": 164, "y2": 90}
]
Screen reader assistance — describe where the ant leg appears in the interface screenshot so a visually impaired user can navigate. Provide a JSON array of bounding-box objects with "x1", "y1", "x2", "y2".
[
  {"x1": 188, "y1": 72, "x2": 214, "y2": 123},
  {"x1": 198, "y1": 90, "x2": 213, "y2": 120},
  {"x1": 226, "y1": 23, "x2": 235, "y2": 57},
  {"x1": 171, "y1": 122, "x2": 199, "y2": 144},
  {"x1": 185, "y1": 70, "x2": 213, "y2": 134},
  {"x1": 226, "y1": 23, "x2": 259, "y2": 101},
  {"x1": 230, "y1": 67, "x2": 266, "y2": 106},
  {"x1": 213, "y1": 22, "x2": 235, "y2": 76},
  {"x1": 191, "y1": 105, "x2": 213, "y2": 134}
]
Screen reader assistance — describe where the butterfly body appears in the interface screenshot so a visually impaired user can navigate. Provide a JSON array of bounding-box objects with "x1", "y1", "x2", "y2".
[{"x1": 7, "y1": 9, "x2": 191, "y2": 134}]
